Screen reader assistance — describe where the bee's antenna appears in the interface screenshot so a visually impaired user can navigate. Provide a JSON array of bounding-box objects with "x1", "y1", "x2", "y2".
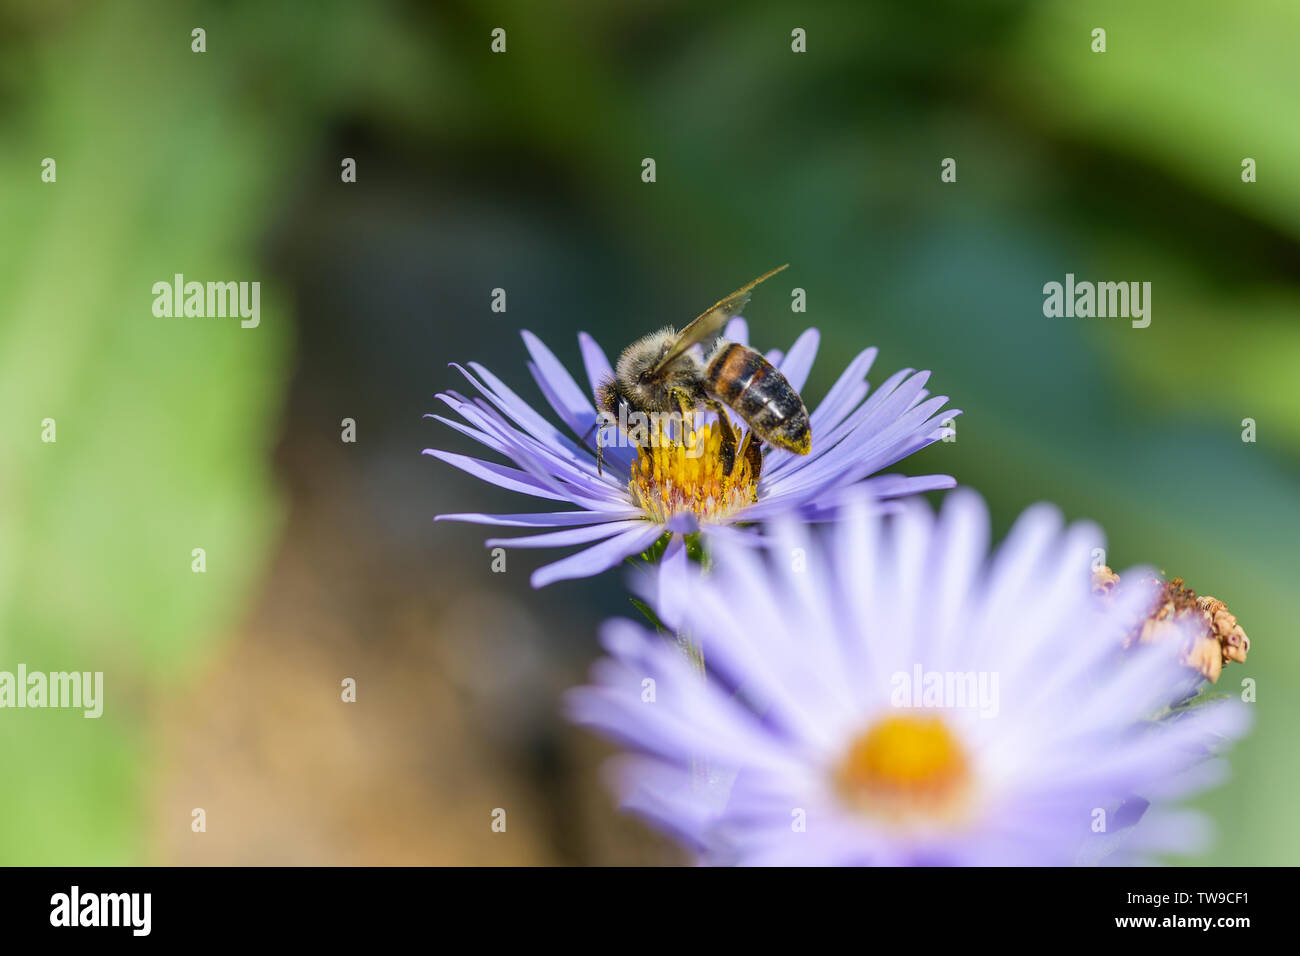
[{"x1": 581, "y1": 416, "x2": 606, "y2": 476}]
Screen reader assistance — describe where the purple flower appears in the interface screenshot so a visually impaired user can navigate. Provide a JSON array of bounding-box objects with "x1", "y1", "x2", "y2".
[
  {"x1": 425, "y1": 320, "x2": 958, "y2": 586},
  {"x1": 566, "y1": 490, "x2": 1250, "y2": 865}
]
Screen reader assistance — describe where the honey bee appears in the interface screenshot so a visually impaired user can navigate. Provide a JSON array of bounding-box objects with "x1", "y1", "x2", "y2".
[{"x1": 594, "y1": 264, "x2": 811, "y2": 478}]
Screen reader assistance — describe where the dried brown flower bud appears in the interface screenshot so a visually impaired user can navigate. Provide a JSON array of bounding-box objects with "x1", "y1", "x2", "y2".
[
  {"x1": 1095, "y1": 567, "x2": 1250, "y2": 683},
  {"x1": 1091, "y1": 565, "x2": 1120, "y2": 598},
  {"x1": 1197, "y1": 595, "x2": 1251, "y2": 665}
]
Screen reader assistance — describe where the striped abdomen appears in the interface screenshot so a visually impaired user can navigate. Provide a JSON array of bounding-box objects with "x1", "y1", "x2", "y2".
[{"x1": 706, "y1": 342, "x2": 811, "y2": 454}]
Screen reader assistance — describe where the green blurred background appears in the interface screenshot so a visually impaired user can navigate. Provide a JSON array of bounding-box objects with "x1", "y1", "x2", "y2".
[{"x1": 0, "y1": 0, "x2": 1295, "y2": 864}]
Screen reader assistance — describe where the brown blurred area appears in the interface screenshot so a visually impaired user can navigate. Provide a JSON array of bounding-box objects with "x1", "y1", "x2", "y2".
[
  {"x1": 148, "y1": 433, "x2": 683, "y2": 866},
  {"x1": 134, "y1": 126, "x2": 697, "y2": 865}
]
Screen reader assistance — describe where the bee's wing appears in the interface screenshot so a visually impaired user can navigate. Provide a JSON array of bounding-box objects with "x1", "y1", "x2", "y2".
[{"x1": 651, "y1": 263, "x2": 788, "y2": 375}]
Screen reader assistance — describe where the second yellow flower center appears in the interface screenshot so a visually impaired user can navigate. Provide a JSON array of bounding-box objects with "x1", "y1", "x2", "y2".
[{"x1": 834, "y1": 714, "x2": 973, "y2": 827}]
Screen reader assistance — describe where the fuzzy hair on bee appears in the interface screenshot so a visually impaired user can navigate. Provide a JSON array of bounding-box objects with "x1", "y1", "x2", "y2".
[{"x1": 597, "y1": 327, "x2": 708, "y2": 423}]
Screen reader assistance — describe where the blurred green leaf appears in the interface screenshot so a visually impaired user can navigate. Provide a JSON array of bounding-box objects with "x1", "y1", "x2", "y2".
[{"x1": 0, "y1": 5, "x2": 294, "y2": 864}]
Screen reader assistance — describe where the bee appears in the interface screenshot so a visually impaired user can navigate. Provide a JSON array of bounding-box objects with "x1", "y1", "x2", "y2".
[{"x1": 594, "y1": 264, "x2": 811, "y2": 478}]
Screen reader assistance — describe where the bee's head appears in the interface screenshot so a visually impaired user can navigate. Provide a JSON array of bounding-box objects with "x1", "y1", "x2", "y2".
[{"x1": 616, "y1": 328, "x2": 678, "y2": 388}]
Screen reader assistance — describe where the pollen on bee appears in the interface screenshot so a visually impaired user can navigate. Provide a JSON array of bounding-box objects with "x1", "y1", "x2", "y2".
[{"x1": 628, "y1": 411, "x2": 759, "y2": 523}]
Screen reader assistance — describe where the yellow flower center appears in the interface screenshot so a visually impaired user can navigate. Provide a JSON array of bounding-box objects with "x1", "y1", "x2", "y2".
[
  {"x1": 834, "y1": 714, "x2": 973, "y2": 827},
  {"x1": 628, "y1": 415, "x2": 759, "y2": 524}
]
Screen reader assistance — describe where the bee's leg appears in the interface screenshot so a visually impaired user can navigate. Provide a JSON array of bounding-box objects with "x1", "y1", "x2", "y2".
[
  {"x1": 737, "y1": 429, "x2": 763, "y2": 482},
  {"x1": 664, "y1": 387, "x2": 692, "y2": 446},
  {"x1": 703, "y1": 398, "x2": 737, "y2": 477}
]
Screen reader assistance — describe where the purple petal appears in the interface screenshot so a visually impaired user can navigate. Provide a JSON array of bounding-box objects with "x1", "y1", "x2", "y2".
[
  {"x1": 436, "y1": 510, "x2": 639, "y2": 528},
  {"x1": 487, "y1": 519, "x2": 651, "y2": 549},
  {"x1": 856, "y1": 472, "x2": 956, "y2": 498},
  {"x1": 521, "y1": 329, "x2": 595, "y2": 423},
  {"x1": 654, "y1": 535, "x2": 691, "y2": 631},
  {"x1": 578, "y1": 332, "x2": 615, "y2": 398},
  {"x1": 778, "y1": 328, "x2": 820, "y2": 394},
  {"x1": 532, "y1": 524, "x2": 667, "y2": 587},
  {"x1": 428, "y1": 411, "x2": 510, "y2": 458},
  {"x1": 423, "y1": 449, "x2": 567, "y2": 501},
  {"x1": 455, "y1": 363, "x2": 573, "y2": 452},
  {"x1": 723, "y1": 316, "x2": 749, "y2": 345},
  {"x1": 438, "y1": 392, "x2": 627, "y2": 506},
  {"x1": 806, "y1": 347, "x2": 876, "y2": 432},
  {"x1": 526, "y1": 360, "x2": 592, "y2": 442}
]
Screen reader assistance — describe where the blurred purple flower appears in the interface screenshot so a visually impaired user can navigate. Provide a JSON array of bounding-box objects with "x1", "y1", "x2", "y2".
[
  {"x1": 566, "y1": 490, "x2": 1250, "y2": 865},
  {"x1": 425, "y1": 319, "x2": 957, "y2": 587}
]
